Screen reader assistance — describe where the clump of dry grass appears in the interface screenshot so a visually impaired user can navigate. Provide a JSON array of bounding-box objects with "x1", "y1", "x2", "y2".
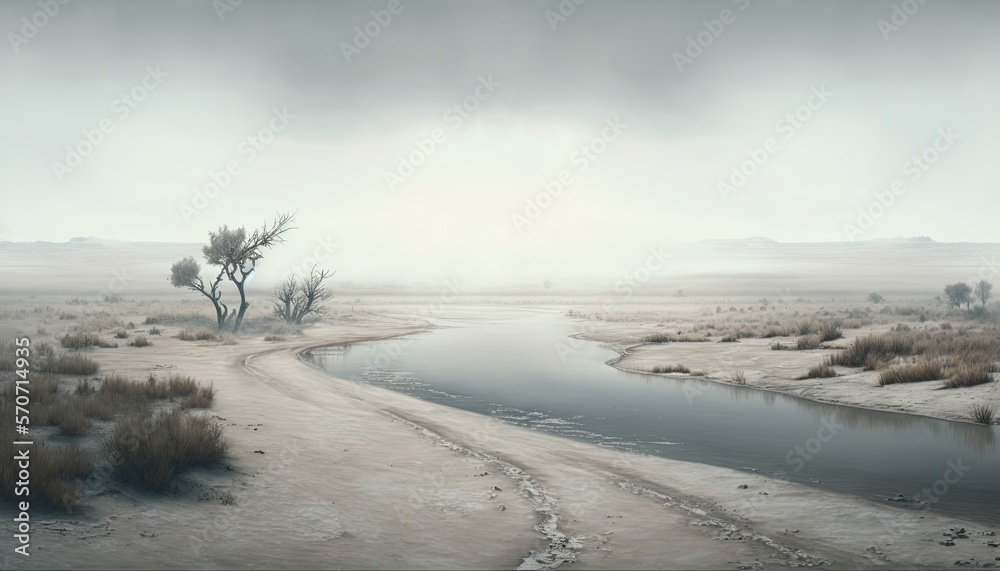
[
  {"x1": 649, "y1": 364, "x2": 690, "y2": 374},
  {"x1": 943, "y1": 364, "x2": 993, "y2": 389},
  {"x1": 797, "y1": 364, "x2": 838, "y2": 380},
  {"x1": 147, "y1": 326, "x2": 162, "y2": 335},
  {"x1": 103, "y1": 409, "x2": 230, "y2": 490},
  {"x1": 828, "y1": 333, "x2": 916, "y2": 368},
  {"x1": 177, "y1": 328, "x2": 218, "y2": 342},
  {"x1": 968, "y1": 403, "x2": 996, "y2": 425},
  {"x1": 796, "y1": 335, "x2": 822, "y2": 350},
  {"x1": 877, "y1": 360, "x2": 944, "y2": 386},
  {"x1": 114, "y1": 330, "x2": 129, "y2": 339},
  {"x1": 263, "y1": 334, "x2": 286, "y2": 342},
  {"x1": 182, "y1": 384, "x2": 216, "y2": 409},
  {"x1": 60, "y1": 332, "x2": 117, "y2": 349},
  {"x1": 643, "y1": 333, "x2": 673, "y2": 344},
  {"x1": 41, "y1": 354, "x2": 100, "y2": 375},
  {"x1": 0, "y1": 402, "x2": 93, "y2": 508},
  {"x1": 730, "y1": 371, "x2": 747, "y2": 385},
  {"x1": 128, "y1": 335, "x2": 152, "y2": 347},
  {"x1": 718, "y1": 334, "x2": 739, "y2": 343}
]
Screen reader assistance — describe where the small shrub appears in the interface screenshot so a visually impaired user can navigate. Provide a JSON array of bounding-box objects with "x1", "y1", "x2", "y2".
[
  {"x1": 718, "y1": 334, "x2": 739, "y2": 343},
  {"x1": 59, "y1": 312, "x2": 78, "y2": 320},
  {"x1": 129, "y1": 335, "x2": 152, "y2": 348},
  {"x1": 968, "y1": 403, "x2": 996, "y2": 425},
  {"x1": 643, "y1": 333, "x2": 673, "y2": 344},
  {"x1": 147, "y1": 327, "x2": 162, "y2": 335},
  {"x1": 114, "y1": 330, "x2": 129, "y2": 339},
  {"x1": 730, "y1": 371, "x2": 747, "y2": 385},
  {"x1": 263, "y1": 334, "x2": 286, "y2": 342},
  {"x1": 220, "y1": 490, "x2": 237, "y2": 505},
  {"x1": 126, "y1": 322, "x2": 136, "y2": 330}
]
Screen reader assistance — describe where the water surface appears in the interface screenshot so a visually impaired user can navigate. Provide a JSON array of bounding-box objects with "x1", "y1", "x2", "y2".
[{"x1": 303, "y1": 307, "x2": 1000, "y2": 524}]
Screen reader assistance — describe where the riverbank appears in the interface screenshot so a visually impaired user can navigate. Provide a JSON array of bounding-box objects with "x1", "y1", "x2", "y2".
[
  {"x1": 3, "y1": 306, "x2": 997, "y2": 569},
  {"x1": 2, "y1": 298, "x2": 999, "y2": 569}
]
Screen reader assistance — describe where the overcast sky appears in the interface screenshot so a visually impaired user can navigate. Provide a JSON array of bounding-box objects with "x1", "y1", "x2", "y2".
[{"x1": 1, "y1": 0, "x2": 998, "y2": 284}]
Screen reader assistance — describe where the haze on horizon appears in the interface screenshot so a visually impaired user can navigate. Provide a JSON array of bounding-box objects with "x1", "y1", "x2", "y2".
[{"x1": 2, "y1": 0, "x2": 998, "y2": 285}]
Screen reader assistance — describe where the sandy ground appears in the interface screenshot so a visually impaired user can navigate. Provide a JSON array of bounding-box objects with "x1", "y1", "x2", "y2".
[
  {"x1": 582, "y1": 321, "x2": 1000, "y2": 424},
  {"x1": 2, "y1": 300, "x2": 1000, "y2": 569}
]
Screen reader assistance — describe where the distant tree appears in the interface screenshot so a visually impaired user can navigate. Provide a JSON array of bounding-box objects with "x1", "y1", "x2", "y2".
[
  {"x1": 944, "y1": 282, "x2": 973, "y2": 310},
  {"x1": 271, "y1": 266, "x2": 335, "y2": 325},
  {"x1": 759, "y1": 298, "x2": 770, "y2": 310},
  {"x1": 867, "y1": 292, "x2": 885, "y2": 304},
  {"x1": 974, "y1": 279, "x2": 993, "y2": 308},
  {"x1": 203, "y1": 212, "x2": 296, "y2": 334},
  {"x1": 169, "y1": 257, "x2": 231, "y2": 331}
]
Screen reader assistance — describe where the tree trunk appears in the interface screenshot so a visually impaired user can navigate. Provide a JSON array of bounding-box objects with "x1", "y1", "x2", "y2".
[{"x1": 232, "y1": 282, "x2": 249, "y2": 334}]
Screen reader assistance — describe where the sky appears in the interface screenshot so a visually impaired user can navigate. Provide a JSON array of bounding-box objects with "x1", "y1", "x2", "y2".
[{"x1": 1, "y1": 0, "x2": 999, "y2": 284}]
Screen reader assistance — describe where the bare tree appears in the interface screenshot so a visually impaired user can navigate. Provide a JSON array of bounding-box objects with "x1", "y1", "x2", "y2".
[
  {"x1": 975, "y1": 279, "x2": 993, "y2": 308},
  {"x1": 169, "y1": 257, "x2": 231, "y2": 331},
  {"x1": 203, "y1": 212, "x2": 296, "y2": 334},
  {"x1": 271, "y1": 266, "x2": 334, "y2": 325}
]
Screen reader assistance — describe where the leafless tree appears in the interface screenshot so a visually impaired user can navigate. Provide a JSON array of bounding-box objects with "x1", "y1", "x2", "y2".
[
  {"x1": 203, "y1": 212, "x2": 296, "y2": 334},
  {"x1": 975, "y1": 279, "x2": 993, "y2": 308},
  {"x1": 169, "y1": 257, "x2": 232, "y2": 331},
  {"x1": 271, "y1": 265, "x2": 334, "y2": 325}
]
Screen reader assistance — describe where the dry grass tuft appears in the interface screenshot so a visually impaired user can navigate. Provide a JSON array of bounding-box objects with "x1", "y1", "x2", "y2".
[
  {"x1": 730, "y1": 371, "x2": 747, "y2": 385},
  {"x1": 103, "y1": 409, "x2": 230, "y2": 490},
  {"x1": 128, "y1": 335, "x2": 152, "y2": 347},
  {"x1": 944, "y1": 364, "x2": 993, "y2": 389},
  {"x1": 177, "y1": 328, "x2": 219, "y2": 342},
  {"x1": 796, "y1": 335, "x2": 822, "y2": 350},
  {"x1": 60, "y1": 333, "x2": 117, "y2": 349},
  {"x1": 878, "y1": 360, "x2": 944, "y2": 386},
  {"x1": 968, "y1": 403, "x2": 996, "y2": 425},
  {"x1": 797, "y1": 364, "x2": 838, "y2": 380},
  {"x1": 649, "y1": 364, "x2": 690, "y2": 374}
]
